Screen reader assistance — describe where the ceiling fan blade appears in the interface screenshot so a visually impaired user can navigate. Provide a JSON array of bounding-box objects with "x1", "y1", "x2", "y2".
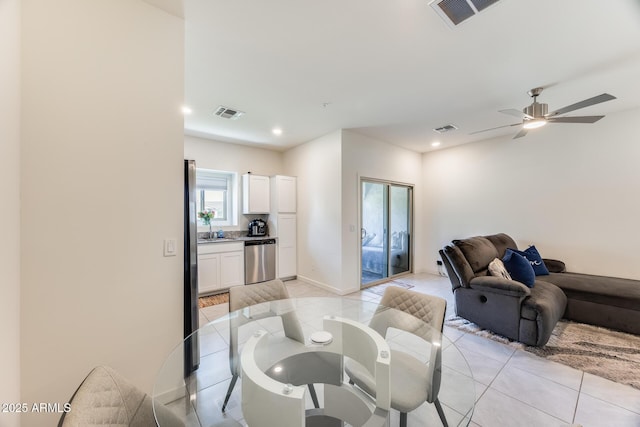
[
  {"x1": 499, "y1": 109, "x2": 533, "y2": 120},
  {"x1": 547, "y1": 93, "x2": 616, "y2": 117},
  {"x1": 513, "y1": 128, "x2": 528, "y2": 139},
  {"x1": 547, "y1": 115, "x2": 605, "y2": 124},
  {"x1": 469, "y1": 122, "x2": 521, "y2": 135}
]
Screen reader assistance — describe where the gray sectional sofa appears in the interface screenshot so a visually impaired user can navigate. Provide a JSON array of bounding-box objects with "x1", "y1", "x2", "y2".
[{"x1": 440, "y1": 233, "x2": 640, "y2": 346}]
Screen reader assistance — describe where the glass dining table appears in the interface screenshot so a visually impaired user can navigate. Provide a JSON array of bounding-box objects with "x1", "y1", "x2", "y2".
[{"x1": 153, "y1": 297, "x2": 475, "y2": 427}]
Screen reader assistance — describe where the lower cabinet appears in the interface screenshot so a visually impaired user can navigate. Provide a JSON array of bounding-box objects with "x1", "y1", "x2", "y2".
[
  {"x1": 220, "y1": 251, "x2": 244, "y2": 288},
  {"x1": 198, "y1": 253, "x2": 221, "y2": 294},
  {"x1": 198, "y1": 242, "x2": 244, "y2": 295}
]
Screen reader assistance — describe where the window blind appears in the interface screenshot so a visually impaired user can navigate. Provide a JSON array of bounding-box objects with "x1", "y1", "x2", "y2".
[{"x1": 196, "y1": 170, "x2": 231, "y2": 191}]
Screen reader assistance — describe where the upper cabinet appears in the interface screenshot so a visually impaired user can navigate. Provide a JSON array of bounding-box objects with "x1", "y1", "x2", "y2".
[
  {"x1": 242, "y1": 174, "x2": 270, "y2": 214},
  {"x1": 270, "y1": 175, "x2": 297, "y2": 213}
]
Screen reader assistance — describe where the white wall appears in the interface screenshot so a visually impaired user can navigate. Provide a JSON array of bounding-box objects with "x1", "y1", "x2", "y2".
[
  {"x1": 341, "y1": 131, "x2": 424, "y2": 291},
  {"x1": 20, "y1": 2, "x2": 184, "y2": 426},
  {"x1": 283, "y1": 131, "x2": 343, "y2": 291},
  {"x1": 0, "y1": 0, "x2": 21, "y2": 425},
  {"x1": 423, "y1": 107, "x2": 640, "y2": 278},
  {"x1": 184, "y1": 135, "x2": 284, "y2": 231},
  {"x1": 185, "y1": 135, "x2": 283, "y2": 175}
]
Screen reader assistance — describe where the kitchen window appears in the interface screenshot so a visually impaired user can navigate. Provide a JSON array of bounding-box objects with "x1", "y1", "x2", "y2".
[{"x1": 196, "y1": 169, "x2": 237, "y2": 226}]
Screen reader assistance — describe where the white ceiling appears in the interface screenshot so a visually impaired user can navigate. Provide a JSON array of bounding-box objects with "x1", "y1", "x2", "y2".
[{"x1": 182, "y1": 0, "x2": 640, "y2": 153}]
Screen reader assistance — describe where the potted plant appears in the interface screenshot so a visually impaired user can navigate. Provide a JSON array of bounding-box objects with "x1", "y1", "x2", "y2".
[{"x1": 198, "y1": 210, "x2": 216, "y2": 239}]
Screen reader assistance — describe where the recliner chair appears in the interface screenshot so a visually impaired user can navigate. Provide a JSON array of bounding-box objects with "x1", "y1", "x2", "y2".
[{"x1": 440, "y1": 233, "x2": 567, "y2": 346}]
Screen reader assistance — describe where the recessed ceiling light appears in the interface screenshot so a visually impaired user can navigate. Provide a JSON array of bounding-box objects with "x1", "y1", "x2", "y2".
[
  {"x1": 272, "y1": 128, "x2": 283, "y2": 136},
  {"x1": 181, "y1": 106, "x2": 193, "y2": 115},
  {"x1": 431, "y1": 141, "x2": 441, "y2": 147}
]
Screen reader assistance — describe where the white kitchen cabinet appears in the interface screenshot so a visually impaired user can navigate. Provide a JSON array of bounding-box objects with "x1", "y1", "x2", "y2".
[
  {"x1": 242, "y1": 174, "x2": 270, "y2": 214},
  {"x1": 271, "y1": 175, "x2": 296, "y2": 213},
  {"x1": 198, "y1": 253, "x2": 220, "y2": 294},
  {"x1": 220, "y1": 251, "x2": 244, "y2": 288},
  {"x1": 268, "y1": 175, "x2": 298, "y2": 279},
  {"x1": 276, "y1": 214, "x2": 297, "y2": 279},
  {"x1": 198, "y1": 242, "x2": 244, "y2": 295}
]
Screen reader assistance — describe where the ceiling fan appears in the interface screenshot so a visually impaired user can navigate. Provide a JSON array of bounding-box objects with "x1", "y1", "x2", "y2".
[{"x1": 471, "y1": 87, "x2": 617, "y2": 139}]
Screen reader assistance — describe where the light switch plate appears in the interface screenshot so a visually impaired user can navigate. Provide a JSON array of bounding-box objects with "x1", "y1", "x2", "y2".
[{"x1": 164, "y1": 239, "x2": 177, "y2": 257}]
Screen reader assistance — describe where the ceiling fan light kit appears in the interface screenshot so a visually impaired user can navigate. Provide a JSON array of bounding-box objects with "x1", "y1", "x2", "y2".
[
  {"x1": 472, "y1": 87, "x2": 616, "y2": 139},
  {"x1": 522, "y1": 119, "x2": 547, "y2": 130}
]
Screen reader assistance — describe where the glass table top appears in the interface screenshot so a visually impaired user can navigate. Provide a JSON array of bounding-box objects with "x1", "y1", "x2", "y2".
[{"x1": 153, "y1": 296, "x2": 475, "y2": 427}]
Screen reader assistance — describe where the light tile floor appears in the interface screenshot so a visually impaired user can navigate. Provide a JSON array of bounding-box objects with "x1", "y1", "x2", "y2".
[{"x1": 199, "y1": 273, "x2": 640, "y2": 427}]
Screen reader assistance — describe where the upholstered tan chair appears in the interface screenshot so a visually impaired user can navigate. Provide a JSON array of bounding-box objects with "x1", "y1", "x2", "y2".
[
  {"x1": 222, "y1": 279, "x2": 319, "y2": 411},
  {"x1": 345, "y1": 286, "x2": 448, "y2": 427},
  {"x1": 58, "y1": 365, "x2": 184, "y2": 427}
]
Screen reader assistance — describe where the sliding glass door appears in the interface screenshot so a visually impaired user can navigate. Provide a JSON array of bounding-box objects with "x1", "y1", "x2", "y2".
[
  {"x1": 361, "y1": 179, "x2": 412, "y2": 286},
  {"x1": 389, "y1": 185, "x2": 411, "y2": 276}
]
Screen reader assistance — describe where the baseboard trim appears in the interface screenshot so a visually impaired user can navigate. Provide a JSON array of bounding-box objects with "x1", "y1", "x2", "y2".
[
  {"x1": 154, "y1": 386, "x2": 185, "y2": 406},
  {"x1": 421, "y1": 267, "x2": 448, "y2": 278},
  {"x1": 296, "y1": 275, "x2": 358, "y2": 296}
]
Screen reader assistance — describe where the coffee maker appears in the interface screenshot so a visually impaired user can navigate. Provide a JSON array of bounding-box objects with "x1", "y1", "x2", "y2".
[{"x1": 248, "y1": 218, "x2": 267, "y2": 237}]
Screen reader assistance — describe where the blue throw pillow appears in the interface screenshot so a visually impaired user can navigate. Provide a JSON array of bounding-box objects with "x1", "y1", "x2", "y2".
[
  {"x1": 502, "y1": 249, "x2": 536, "y2": 287},
  {"x1": 508, "y1": 246, "x2": 550, "y2": 276}
]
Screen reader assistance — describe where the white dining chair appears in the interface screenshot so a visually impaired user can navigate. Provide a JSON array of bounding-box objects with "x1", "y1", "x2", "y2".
[
  {"x1": 58, "y1": 366, "x2": 185, "y2": 427},
  {"x1": 344, "y1": 286, "x2": 448, "y2": 427},
  {"x1": 221, "y1": 279, "x2": 320, "y2": 412}
]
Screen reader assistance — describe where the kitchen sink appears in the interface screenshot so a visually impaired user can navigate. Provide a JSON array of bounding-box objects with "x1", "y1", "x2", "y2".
[{"x1": 198, "y1": 238, "x2": 236, "y2": 243}]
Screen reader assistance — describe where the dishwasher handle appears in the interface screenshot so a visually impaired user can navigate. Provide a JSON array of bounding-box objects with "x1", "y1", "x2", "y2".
[{"x1": 244, "y1": 239, "x2": 276, "y2": 246}]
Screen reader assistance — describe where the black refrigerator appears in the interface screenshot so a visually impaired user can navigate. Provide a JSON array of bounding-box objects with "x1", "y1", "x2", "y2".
[{"x1": 184, "y1": 159, "x2": 199, "y2": 375}]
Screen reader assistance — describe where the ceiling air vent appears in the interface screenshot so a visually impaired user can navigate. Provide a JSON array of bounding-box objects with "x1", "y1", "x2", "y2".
[
  {"x1": 433, "y1": 124, "x2": 458, "y2": 134},
  {"x1": 430, "y1": 0, "x2": 500, "y2": 28},
  {"x1": 214, "y1": 106, "x2": 245, "y2": 120},
  {"x1": 469, "y1": 0, "x2": 500, "y2": 12}
]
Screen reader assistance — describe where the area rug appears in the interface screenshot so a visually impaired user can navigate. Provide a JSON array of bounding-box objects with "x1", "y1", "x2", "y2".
[
  {"x1": 198, "y1": 292, "x2": 229, "y2": 309},
  {"x1": 363, "y1": 280, "x2": 414, "y2": 296},
  {"x1": 446, "y1": 315, "x2": 640, "y2": 390}
]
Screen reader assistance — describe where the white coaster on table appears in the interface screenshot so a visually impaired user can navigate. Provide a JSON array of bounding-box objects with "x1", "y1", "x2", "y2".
[{"x1": 310, "y1": 331, "x2": 333, "y2": 345}]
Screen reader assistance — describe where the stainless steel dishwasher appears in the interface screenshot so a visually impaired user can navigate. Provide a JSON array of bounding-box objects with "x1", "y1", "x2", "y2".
[{"x1": 244, "y1": 239, "x2": 276, "y2": 284}]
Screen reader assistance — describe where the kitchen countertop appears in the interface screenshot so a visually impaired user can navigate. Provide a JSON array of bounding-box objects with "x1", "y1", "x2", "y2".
[{"x1": 197, "y1": 236, "x2": 276, "y2": 244}]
